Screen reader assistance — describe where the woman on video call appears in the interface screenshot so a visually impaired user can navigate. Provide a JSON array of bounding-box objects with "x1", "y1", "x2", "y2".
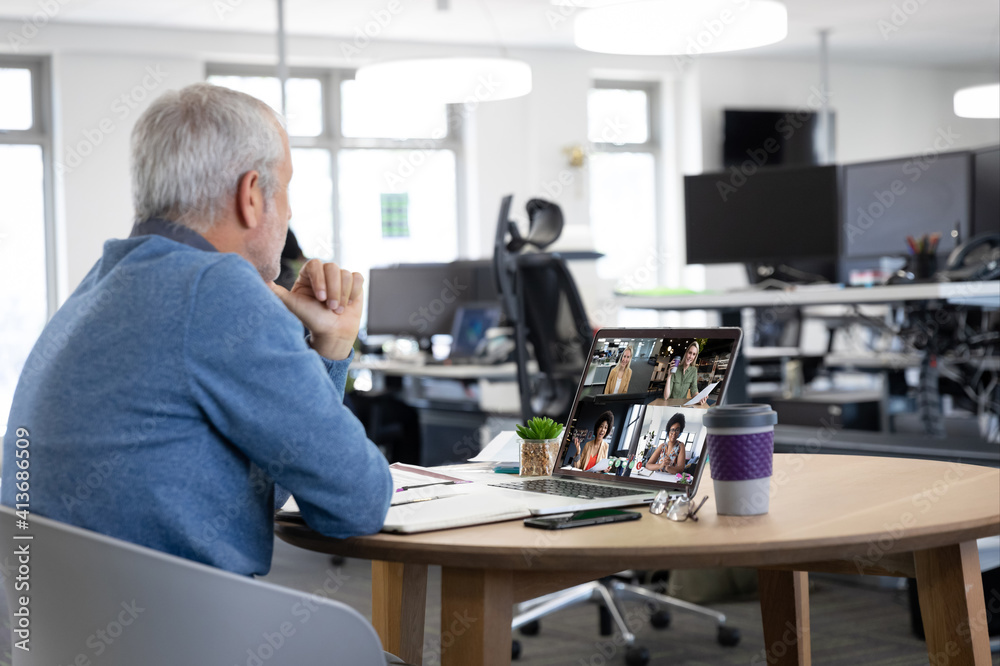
[
  {"x1": 603, "y1": 346, "x2": 633, "y2": 394},
  {"x1": 571, "y1": 411, "x2": 614, "y2": 471},
  {"x1": 664, "y1": 341, "x2": 707, "y2": 406},
  {"x1": 645, "y1": 413, "x2": 687, "y2": 475}
]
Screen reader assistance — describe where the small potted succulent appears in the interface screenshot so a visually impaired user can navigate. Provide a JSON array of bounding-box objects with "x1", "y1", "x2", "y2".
[{"x1": 516, "y1": 417, "x2": 564, "y2": 477}]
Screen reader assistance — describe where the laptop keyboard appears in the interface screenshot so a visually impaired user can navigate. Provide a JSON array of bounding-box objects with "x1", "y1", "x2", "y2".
[{"x1": 490, "y1": 478, "x2": 648, "y2": 500}]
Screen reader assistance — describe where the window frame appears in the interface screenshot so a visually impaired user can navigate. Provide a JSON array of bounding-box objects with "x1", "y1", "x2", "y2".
[
  {"x1": 205, "y1": 63, "x2": 467, "y2": 263},
  {"x1": 588, "y1": 79, "x2": 665, "y2": 286},
  {"x1": 0, "y1": 55, "x2": 56, "y2": 318}
]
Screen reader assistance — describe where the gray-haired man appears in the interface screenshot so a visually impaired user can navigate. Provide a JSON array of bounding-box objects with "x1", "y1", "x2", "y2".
[{"x1": 3, "y1": 83, "x2": 394, "y2": 580}]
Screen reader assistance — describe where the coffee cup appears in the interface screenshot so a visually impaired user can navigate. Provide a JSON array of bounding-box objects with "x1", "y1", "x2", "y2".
[{"x1": 702, "y1": 404, "x2": 778, "y2": 515}]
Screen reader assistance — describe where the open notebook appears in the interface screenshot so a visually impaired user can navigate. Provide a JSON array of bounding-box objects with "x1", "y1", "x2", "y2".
[{"x1": 278, "y1": 463, "x2": 533, "y2": 534}]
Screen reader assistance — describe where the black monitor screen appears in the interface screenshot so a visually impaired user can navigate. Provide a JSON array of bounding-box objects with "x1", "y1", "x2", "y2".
[
  {"x1": 841, "y1": 151, "x2": 971, "y2": 259},
  {"x1": 684, "y1": 164, "x2": 839, "y2": 264},
  {"x1": 973, "y1": 146, "x2": 999, "y2": 238},
  {"x1": 366, "y1": 261, "x2": 497, "y2": 338},
  {"x1": 724, "y1": 109, "x2": 830, "y2": 168}
]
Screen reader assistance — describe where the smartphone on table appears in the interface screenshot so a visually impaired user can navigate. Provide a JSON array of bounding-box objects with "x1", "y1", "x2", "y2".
[{"x1": 524, "y1": 508, "x2": 642, "y2": 530}]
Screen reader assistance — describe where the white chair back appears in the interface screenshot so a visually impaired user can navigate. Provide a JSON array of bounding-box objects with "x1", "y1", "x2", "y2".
[{"x1": 0, "y1": 506, "x2": 385, "y2": 666}]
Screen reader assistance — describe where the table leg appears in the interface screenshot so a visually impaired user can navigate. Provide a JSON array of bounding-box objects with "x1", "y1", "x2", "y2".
[
  {"x1": 439, "y1": 567, "x2": 513, "y2": 666},
  {"x1": 757, "y1": 569, "x2": 811, "y2": 666},
  {"x1": 914, "y1": 541, "x2": 991, "y2": 665},
  {"x1": 372, "y1": 560, "x2": 428, "y2": 665}
]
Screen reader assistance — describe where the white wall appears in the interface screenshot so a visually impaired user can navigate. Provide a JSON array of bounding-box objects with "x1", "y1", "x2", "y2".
[
  {"x1": 697, "y1": 57, "x2": 1000, "y2": 171},
  {"x1": 53, "y1": 53, "x2": 203, "y2": 291},
  {"x1": 3, "y1": 21, "x2": 997, "y2": 300}
]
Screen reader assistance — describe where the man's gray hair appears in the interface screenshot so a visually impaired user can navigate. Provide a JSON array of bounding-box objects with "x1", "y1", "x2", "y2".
[{"x1": 130, "y1": 82, "x2": 286, "y2": 233}]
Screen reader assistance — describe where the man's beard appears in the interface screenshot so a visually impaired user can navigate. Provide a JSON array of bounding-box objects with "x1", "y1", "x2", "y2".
[{"x1": 249, "y1": 204, "x2": 285, "y2": 282}]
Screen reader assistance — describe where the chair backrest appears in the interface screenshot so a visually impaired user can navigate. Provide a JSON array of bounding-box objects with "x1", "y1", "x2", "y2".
[
  {"x1": 0, "y1": 506, "x2": 385, "y2": 666},
  {"x1": 493, "y1": 195, "x2": 593, "y2": 422},
  {"x1": 515, "y1": 252, "x2": 592, "y2": 382}
]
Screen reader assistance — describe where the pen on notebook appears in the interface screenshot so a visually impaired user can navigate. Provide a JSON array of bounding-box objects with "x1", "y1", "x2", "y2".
[
  {"x1": 395, "y1": 480, "x2": 464, "y2": 493},
  {"x1": 391, "y1": 495, "x2": 450, "y2": 507}
]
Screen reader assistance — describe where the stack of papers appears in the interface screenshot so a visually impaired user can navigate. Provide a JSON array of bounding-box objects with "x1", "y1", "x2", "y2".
[{"x1": 468, "y1": 431, "x2": 521, "y2": 465}]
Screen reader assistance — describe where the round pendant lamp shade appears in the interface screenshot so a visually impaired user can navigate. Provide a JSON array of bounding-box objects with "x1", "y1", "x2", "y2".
[
  {"x1": 355, "y1": 58, "x2": 532, "y2": 104},
  {"x1": 574, "y1": 0, "x2": 788, "y2": 55},
  {"x1": 954, "y1": 83, "x2": 1000, "y2": 119}
]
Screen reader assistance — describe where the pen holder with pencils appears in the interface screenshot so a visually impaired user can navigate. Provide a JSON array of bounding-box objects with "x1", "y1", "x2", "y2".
[
  {"x1": 905, "y1": 233, "x2": 941, "y2": 280},
  {"x1": 905, "y1": 253, "x2": 938, "y2": 280}
]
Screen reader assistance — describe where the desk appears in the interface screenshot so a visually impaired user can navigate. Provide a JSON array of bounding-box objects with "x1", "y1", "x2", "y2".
[
  {"x1": 620, "y1": 281, "x2": 1000, "y2": 311},
  {"x1": 351, "y1": 357, "x2": 529, "y2": 466},
  {"x1": 352, "y1": 357, "x2": 524, "y2": 381},
  {"x1": 276, "y1": 455, "x2": 1000, "y2": 666}
]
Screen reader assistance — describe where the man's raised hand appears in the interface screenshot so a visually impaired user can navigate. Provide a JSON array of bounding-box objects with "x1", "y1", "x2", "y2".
[{"x1": 269, "y1": 258, "x2": 363, "y2": 360}]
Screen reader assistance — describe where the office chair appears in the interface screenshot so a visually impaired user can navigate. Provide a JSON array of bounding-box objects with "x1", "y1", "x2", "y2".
[
  {"x1": 0, "y1": 507, "x2": 407, "y2": 666},
  {"x1": 492, "y1": 196, "x2": 740, "y2": 664},
  {"x1": 492, "y1": 195, "x2": 593, "y2": 424}
]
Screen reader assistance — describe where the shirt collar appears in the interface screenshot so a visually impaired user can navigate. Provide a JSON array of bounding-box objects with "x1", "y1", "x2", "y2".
[{"x1": 129, "y1": 218, "x2": 217, "y2": 253}]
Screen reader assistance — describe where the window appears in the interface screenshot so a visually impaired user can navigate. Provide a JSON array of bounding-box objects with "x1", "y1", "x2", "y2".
[
  {"x1": 1, "y1": 57, "x2": 54, "y2": 437},
  {"x1": 587, "y1": 82, "x2": 660, "y2": 295},
  {"x1": 207, "y1": 67, "x2": 462, "y2": 326}
]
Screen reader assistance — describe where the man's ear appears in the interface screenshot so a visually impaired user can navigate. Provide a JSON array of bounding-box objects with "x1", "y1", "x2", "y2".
[{"x1": 236, "y1": 170, "x2": 263, "y2": 230}]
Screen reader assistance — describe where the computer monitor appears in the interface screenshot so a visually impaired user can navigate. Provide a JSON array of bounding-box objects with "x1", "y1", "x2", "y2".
[
  {"x1": 365, "y1": 261, "x2": 497, "y2": 339},
  {"x1": 448, "y1": 304, "x2": 501, "y2": 361},
  {"x1": 841, "y1": 151, "x2": 971, "y2": 261},
  {"x1": 724, "y1": 109, "x2": 834, "y2": 168},
  {"x1": 684, "y1": 164, "x2": 840, "y2": 266},
  {"x1": 972, "y1": 146, "x2": 999, "y2": 238}
]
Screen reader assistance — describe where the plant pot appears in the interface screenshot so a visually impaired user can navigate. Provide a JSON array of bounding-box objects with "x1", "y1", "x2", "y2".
[{"x1": 518, "y1": 436, "x2": 562, "y2": 477}]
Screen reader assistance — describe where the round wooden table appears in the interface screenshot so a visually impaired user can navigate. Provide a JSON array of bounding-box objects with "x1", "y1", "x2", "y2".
[{"x1": 276, "y1": 454, "x2": 1000, "y2": 666}]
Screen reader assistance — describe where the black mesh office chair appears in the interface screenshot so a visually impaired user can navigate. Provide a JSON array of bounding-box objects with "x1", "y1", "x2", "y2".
[
  {"x1": 493, "y1": 195, "x2": 592, "y2": 423},
  {"x1": 492, "y1": 196, "x2": 740, "y2": 664}
]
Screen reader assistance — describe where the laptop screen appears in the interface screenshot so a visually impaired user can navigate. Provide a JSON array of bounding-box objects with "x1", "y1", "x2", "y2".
[{"x1": 554, "y1": 328, "x2": 743, "y2": 494}]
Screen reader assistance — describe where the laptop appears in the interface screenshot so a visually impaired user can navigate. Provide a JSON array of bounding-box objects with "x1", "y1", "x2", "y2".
[{"x1": 381, "y1": 327, "x2": 743, "y2": 532}]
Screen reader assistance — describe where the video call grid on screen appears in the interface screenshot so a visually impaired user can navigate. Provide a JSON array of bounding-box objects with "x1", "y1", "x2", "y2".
[{"x1": 554, "y1": 328, "x2": 742, "y2": 493}]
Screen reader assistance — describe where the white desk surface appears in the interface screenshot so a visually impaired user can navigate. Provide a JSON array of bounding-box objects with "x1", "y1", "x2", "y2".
[
  {"x1": 620, "y1": 280, "x2": 999, "y2": 311},
  {"x1": 352, "y1": 357, "x2": 523, "y2": 380}
]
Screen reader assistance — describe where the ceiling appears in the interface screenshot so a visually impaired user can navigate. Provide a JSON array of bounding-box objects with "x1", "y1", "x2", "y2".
[{"x1": 1, "y1": 0, "x2": 998, "y2": 68}]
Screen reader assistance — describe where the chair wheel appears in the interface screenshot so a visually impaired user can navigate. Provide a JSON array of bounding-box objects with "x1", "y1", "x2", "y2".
[
  {"x1": 718, "y1": 625, "x2": 741, "y2": 646},
  {"x1": 650, "y1": 609, "x2": 671, "y2": 629},
  {"x1": 625, "y1": 645, "x2": 650, "y2": 666},
  {"x1": 519, "y1": 619, "x2": 540, "y2": 636},
  {"x1": 512, "y1": 639, "x2": 522, "y2": 660}
]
